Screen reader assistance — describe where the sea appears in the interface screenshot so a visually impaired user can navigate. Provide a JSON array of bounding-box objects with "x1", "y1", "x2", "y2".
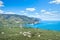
[{"x1": 25, "y1": 21, "x2": 60, "y2": 31}]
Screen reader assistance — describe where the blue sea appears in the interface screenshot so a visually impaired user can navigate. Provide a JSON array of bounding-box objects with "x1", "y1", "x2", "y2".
[{"x1": 25, "y1": 21, "x2": 60, "y2": 31}]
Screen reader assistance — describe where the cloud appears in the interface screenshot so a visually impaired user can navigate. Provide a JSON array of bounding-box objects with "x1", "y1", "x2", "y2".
[
  {"x1": 19, "y1": 9, "x2": 60, "y2": 21},
  {"x1": 0, "y1": 10, "x2": 4, "y2": 13},
  {"x1": 41, "y1": 9, "x2": 54, "y2": 15},
  {"x1": 26, "y1": 8, "x2": 36, "y2": 12},
  {"x1": 35, "y1": 13, "x2": 39, "y2": 15},
  {"x1": 40, "y1": 9, "x2": 46, "y2": 13},
  {"x1": 21, "y1": 13, "x2": 28, "y2": 15},
  {"x1": 37, "y1": 9, "x2": 60, "y2": 21},
  {"x1": 20, "y1": 10, "x2": 28, "y2": 15},
  {"x1": 0, "y1": 1, "x2": 4, "y2": 7},
  {"x1": 0, "y1": 10, "x2": 16, "y2": 14},
  {"x1": 49, "y1": 0, "x2": 60, "y2": 4},
  {"x1": 5, "y1": 12, "x2": 16, "y2": 14},
  {"x1": 20, "y1": 11, "x2": 25, "y2": 13}
]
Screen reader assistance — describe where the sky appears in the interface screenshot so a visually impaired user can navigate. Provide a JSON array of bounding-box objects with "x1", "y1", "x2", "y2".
[{"x1": 0, "y1": 0, "x2": 60, "y2": 21}]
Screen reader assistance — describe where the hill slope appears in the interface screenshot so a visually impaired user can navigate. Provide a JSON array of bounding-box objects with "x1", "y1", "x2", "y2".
[{"x1": 0, "y1": 14, "x2": 39, "y2": 27}]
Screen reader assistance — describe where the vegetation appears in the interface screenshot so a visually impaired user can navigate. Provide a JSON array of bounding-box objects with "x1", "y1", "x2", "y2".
[
  {"x1": 0, "y1": 14, "x2": 39, "y2": 24},
  {"x1": 0, "y1": 27, "x2": 60, "y2": 40},
  {"x1": 0, "y1": 14, "x2": 39, "y2": 28},
  {"x1": 0, "y1": 14, "x2": 60, "y2": 40}
]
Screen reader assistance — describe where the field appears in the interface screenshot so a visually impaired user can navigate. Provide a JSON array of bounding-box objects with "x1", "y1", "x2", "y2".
[{"x1": 0, "y1": 27, "x2": 60, "y2": 40}]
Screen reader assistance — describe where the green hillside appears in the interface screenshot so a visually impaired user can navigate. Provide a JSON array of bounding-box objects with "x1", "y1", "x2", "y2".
[
  {"x1": 0, "y1": 14, "x2": 39, "y2": 27},
  {"x1": 0, "y1": 14, "x2": 60, "y2": 40},
  {"x1": 0, "y1": 27, "x2": 60, "y2": 40}
]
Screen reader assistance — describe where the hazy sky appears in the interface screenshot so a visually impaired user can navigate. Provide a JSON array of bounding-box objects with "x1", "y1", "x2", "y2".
[{"x1": 0, "y1": 0, "x2": 60, "y2": 21}]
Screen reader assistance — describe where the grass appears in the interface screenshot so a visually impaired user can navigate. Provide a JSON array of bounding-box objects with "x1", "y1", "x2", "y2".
[{"x1": 0, "y1": 27, "x2": 60, "y2": 40}]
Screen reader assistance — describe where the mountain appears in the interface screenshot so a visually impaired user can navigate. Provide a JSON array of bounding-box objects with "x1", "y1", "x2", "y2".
[{"x1": 0, "y1": 14, "x2": 40, "y2": 27}]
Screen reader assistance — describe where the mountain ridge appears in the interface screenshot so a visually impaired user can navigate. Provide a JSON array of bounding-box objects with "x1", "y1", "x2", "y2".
[{"x1": 0, "y1": 14, "x2": 40, "y2": 27}]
